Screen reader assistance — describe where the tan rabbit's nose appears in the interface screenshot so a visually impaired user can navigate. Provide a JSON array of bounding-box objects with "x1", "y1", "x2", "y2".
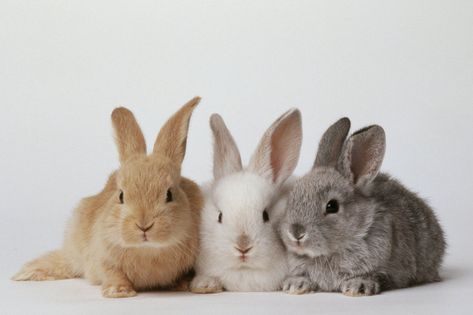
[{"x1": 135, "y1": 222, "x2": 154, "y2": 232}]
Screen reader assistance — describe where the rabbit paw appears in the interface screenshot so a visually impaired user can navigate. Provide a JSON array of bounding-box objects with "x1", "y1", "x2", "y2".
[
  {"x1": 283, "y1": 276, "x2": 314, "y2": 295},
  {"x1": 12, "y1": 268, "x2": 64, "y2": 281},
  {"x1": 341, "y1": 278, "x2": 380, "y2": 297},
  {"x1": 102, "y1": 284, "x2": 137, "y2": 298},
  {"x1": 190, "y1": 276, "x2": 223, "y2": 294},
  {"x1": 171, "y1": 278, "x2": 191, "y2": 292}
]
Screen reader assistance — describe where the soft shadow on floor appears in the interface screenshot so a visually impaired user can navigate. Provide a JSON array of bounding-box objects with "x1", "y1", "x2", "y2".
[{"x1": 440, "y1": 265, "x2": 471, "y2": 282}]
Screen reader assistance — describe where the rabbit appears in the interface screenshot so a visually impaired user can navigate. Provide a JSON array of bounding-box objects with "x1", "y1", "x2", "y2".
[
  {"x1": 12, "y1": 97, "x2": 204, "y2": 298},
  {"x1": 280, "y1": 117, "x2": 446, "y2": 297},
  {"x1": 190, "y1": 109, "x2": 303, "y2": 293}
]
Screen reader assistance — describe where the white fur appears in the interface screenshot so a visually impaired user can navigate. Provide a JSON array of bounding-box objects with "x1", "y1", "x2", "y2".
[
  {"x1": 192, "y1": 173, "x2": 291, "y2": 291},
  {"x1": 191, "y1": 109, "x2": 302, "y2": 292}
]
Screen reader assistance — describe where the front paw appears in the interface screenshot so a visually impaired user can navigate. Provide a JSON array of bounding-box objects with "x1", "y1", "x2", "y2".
[
  {"x1": 341, "y1": 278, "x2": 380, "y2": 297},
  {"x1": 283, "y1": 276, "x2": 314, "y2": 295},
  {"x1": 171, "y1": 278, "x2": 191, "y2": 292},
  {"x1": 102, "y1": 284, "x2": 137, "y2": 298},
  {"x1": 190, "y1": 275, "x2": 223, "y2": 294}
]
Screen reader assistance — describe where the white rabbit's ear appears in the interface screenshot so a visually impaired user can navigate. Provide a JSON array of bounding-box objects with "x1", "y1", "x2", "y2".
[
  {"x1": 111, "y1": 107, "x2": 147, "y2": 164},
  {"x1": 248, "y1": 108, "x2": 302, "y2": 185},
  {"x1": 210, "y1": 114, "x2": 243, "y2": 179},
  {"x1": 313, "y1": 117, "x2": 351, "y2": 169},
  {"x1": 339, "y1": 125, "x2": 386, "y2": 187}
]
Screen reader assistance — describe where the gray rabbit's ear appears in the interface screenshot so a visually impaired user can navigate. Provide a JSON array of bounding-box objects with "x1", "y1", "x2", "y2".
[
  {"x1": 210, "y1": 114, "x2": 243, "y2": 179},
  {"x1": 313, "y1": 117, "x2": 351, "y2": 169},
  {"x1": 248, "y1": 108, "x2": 302, "y2": 186},
  {"x1": 339, "y1": 125, "x2": 386, "y2": 187}
]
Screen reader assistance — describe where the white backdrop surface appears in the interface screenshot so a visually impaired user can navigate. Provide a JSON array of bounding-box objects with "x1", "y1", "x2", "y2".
[{"x1": 0, "y1": 1, "x2": 472, "y2": 314}]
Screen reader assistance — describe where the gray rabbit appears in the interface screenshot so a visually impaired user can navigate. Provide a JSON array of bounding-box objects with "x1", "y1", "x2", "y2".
[{"x1": 280, "y1": 118, "x2": 445, "y2": 296}]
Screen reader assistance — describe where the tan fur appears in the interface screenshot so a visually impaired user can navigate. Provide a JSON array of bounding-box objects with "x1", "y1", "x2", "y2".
[
  {"x1": 153, "y1": 97, "x2": 200, "y2": 166},
  {"x1": 12, "y1": 97, "x2": 203, "y2": 298}
]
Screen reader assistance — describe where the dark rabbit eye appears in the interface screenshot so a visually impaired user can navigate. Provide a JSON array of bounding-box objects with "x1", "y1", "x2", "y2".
[
  {"x1": 263, "y1": 209, "x2": 269, "y2": 222},
  {"x1": 166, "y1": 189, "x2": 173, "y2": 203},
  {"x1": 326, "y1": 199, "x2": 339, "y2": 214},
  {"x1": 119, "y1": 190, "x2": 124, "y2": 204},
  {"x1": 218, "y1": 211, "x2": 223, "y2": 223}
]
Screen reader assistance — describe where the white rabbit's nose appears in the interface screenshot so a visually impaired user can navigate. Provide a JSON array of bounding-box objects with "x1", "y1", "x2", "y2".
[
  {"x1": 235, "y1": 246, "x2": 253, "y2": 254},
  {"x1": 236, "y1": 233, "x2": 251, "y2": 251}
]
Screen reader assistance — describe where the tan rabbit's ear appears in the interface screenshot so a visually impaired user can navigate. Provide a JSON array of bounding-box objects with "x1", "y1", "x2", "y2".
[
  {"x1": 248, "y1": 108, "x2": 302, "y2": 185},
  {"x1": 313, "y1": 117, "x2": 351, "y2": 169},
  {"x1": 339, "y1": 125, "x2": 386, "y2": 187},
  {"x1": 111, "y1": 107, "x2": 147, "y2": 164},
  {"x1": 153, "y1": 97, "x2": 201, "y2": 166},
  {"x1": 210, "y1": 114, "x2": 243, "y2": 179}
]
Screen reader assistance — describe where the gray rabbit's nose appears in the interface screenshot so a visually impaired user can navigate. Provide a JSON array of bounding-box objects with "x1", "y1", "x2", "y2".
[{"x1": 291, "y1": 224, "x2": 306, "y2": 240}]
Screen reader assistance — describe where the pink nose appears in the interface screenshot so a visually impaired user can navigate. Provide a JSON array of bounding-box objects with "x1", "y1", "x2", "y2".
[{"x1": 235, "y1": 246, "x2": 252, "y2": 254}]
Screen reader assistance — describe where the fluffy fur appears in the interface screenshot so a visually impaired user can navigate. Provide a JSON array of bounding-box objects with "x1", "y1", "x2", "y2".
[
  {"x1": 280, "y1": 118, "x2": 446, "y2": 296},
  {"x1": 13, "y1": 97, "x2": 203, "y2": 298},
  {"x1": 190, "y1": 109, "x2": 302, "y2": 293}
]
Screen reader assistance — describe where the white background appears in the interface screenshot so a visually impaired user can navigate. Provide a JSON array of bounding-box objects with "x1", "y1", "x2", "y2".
[{"x1": 0, "y1": 1, "x2": 472, "y2": 314}]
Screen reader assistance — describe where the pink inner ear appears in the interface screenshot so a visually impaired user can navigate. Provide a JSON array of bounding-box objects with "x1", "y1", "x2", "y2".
[
  {"x1": 270, "y1": 117, "x2": 294, "y2": 182},
  {"x1": 350, "y1": 134, "x2": 379, "y2": 184},
  {"x1": 271, "y1": 148, "x2": 282, "y2": 182}
]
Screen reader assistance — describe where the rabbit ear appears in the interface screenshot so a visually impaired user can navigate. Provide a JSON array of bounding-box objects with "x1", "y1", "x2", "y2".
[
  {"x1": 313, "y1": 117, "x2": 351, "y2": 169},
  {"x1": 210, "y1": 114, "x2": 243, "y2": 179},
  {"x1": 111, "y1": 107, "x2": 147, "y2": 163},
  {"x1": 153, "y1": 97, "x2": 200, "y2": 166},
  {"x1": 248, "y1": 108, "x2": 302, "y2": 185},
  {"x1": 339, "y1": 125, "x2": 386, "y2": 187}
]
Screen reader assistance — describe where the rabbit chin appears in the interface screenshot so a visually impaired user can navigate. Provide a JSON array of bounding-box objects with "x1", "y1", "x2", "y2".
[
  {"x1": 231, "y1": 256, "x2": 257, "y2": 270},
  {"x1": 120, "y1": 236, "x2": 181, "y2": 249},
  {"x1": 222, "y1": 257, "x2": 287, "y2": 291},
  {"x1": 286, "y1": 242, "x2": 328, "y2": 258},
  {"x1": 226, "y1": 248, "x2": 271, "y2": 272}
]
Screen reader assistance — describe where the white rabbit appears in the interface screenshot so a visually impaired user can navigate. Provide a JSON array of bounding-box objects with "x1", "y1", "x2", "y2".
[{"x1": 190, "y1": 109, "x2": 302, "y2": 293}]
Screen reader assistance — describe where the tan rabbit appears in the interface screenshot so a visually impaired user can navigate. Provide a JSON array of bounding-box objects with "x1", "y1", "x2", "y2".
[{"x1": 12, "y1": 97, "x2": 203, "y2": 298}]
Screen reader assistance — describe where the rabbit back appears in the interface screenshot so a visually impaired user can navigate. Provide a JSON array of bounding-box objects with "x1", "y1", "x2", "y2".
[{"x1": 370, "y1": 173, "x2": 445, "y2": 287}]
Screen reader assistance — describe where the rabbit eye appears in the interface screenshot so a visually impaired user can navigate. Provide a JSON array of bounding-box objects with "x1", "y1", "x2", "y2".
[
  {"x1": 119, "y1": 190, "x2": 124, "y2": 204},
  {"x1": 218, "y1": 211, "x2": 223, "y2": 223},
  {"x1": 326, "y1": 199, "x2": 339, "y2": 214},
  {"x1": 166, "y1": 189, "x2": 173, "y2": 203},
  {"x1": 263, "y1": 209, "x2": 269, "y2": 222}
]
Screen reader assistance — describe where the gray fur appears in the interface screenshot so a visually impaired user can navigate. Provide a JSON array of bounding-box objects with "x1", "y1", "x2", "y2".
[
  {"x1": 280, "y1": 119, "x2": 446, "y2": 296},
  {"x1": 314, "y1": 117, "x2": 350, "y2": 169}
]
